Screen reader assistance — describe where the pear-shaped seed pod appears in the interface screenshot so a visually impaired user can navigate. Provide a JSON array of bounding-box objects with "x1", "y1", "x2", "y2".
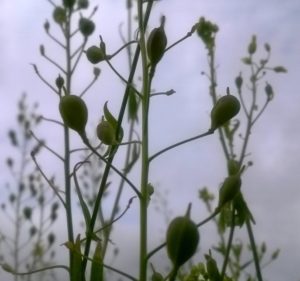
[
  {"x1": 96, "y1": 120, "x2": 116, "y2": 145},
  {"x1": 63, "y1": 0, "x2": 75, "y2": 9},
  {"x1": 210, "y1": 95, "x2": 240, "y2": 131},
  {"x1": 79, "y1": 18, "x2": 95, "y2": 37},
  {"x1": 86, "y1": 46, "x2": 105, "y2": 64},
  {"x1": 151, "y1": 272, "x2": 164, "y2": 281},
  {"x1": 53, "y1": 7, "x2": 66, "y2": 24},
  {"x1": 166, "y1": 216, "x2": 199, "y2": 268},
  {"x1": 59, "y1": 95, "x2": 88, "y2": 135},
  {"x1": 218, "y1": 174, "x2": 241, "y2": 209},
  {"x1": 147, "y1": 17, "x2": 167, "y2": 66}
]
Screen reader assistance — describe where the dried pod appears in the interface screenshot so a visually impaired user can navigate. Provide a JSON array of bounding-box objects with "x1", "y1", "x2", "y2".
[
  {"x1": 210, "y1": 94, "x2": 240, "y2": 131},
  {"x1": 147, "y1": 16, "x2": 167, "y2": 66},
  {"x1": 59, "y1": 95, "x2": 88, "y2": 136},
  {"x1": 96, "y1": 119, "x2": 116, "y2": 145},
  {"x1": 166, "y1": 212, "x2": 199, "y2": 268},
  {"x1": 86, "y1": 46, "x2": 105, "y2": 64},
  {"x1": 79, "y1": 18, "x2": 95, "y2": 37}
]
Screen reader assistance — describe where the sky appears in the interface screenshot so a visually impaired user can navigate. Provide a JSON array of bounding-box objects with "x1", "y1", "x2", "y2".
[{"x1": 0, "y1": 0, "x2": 300, "y2": 280}]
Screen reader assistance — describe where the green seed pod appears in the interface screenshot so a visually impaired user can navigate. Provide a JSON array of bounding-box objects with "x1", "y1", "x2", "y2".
[
  {"x1": 59, "y1": 95, "x2": 88, "y2": 136},
  {"x1": 86, "y1": 46, "x2": 105, "y2": 64},
  {"x1": 210, "y1": 94, "x2": 240, "y2": 131},
  {"x1": 63, "y1": 0, "x2": 76, "y2": 9},
  {"x1": 218, "y1": 174, "x2": 241, "y2": 209},
  {"x1": 53, "y1": 6, "x2": 66, "y2": 24},
  {"x1": 166, "y1": 213, "x2": 199, "y2": 268},
  {"x1": 227, "y1": 159, "x2": 240, "y2": 176},
  {"x1": 79, "y1": 18, "x2": 95, "y2": 37},
  {"x1": 248, "y1": 35, "x2": 257, "y2": 55},
  {"x1": 205, "y1": 254, "x2": 221, "y2": 281},
  {"x1": 78, "y1": 0, "x2": 89, "y2": 9},
  {"x1": 96, "y1": 119, "x2": 116, "y2": 145},
  {"x1": 147, "y1": 16, "x2": 167, "y2": 66},
  {"x1": 55, "y1": 75, "x2": 64, "y2": 89},
  {"x1": 151, "y1": 272, "x2": 164, "y2": 281}
]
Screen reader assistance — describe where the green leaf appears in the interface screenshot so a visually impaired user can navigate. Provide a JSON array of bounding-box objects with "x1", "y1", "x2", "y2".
[
  {"x1": 103, "y1": 102, "x2": 123, "y2": 142},
  {"x1": 90, "y1": 242, "x2": 104, "y2": 281},
  {"x1": 73, "y1": 163, "x2": 91, "y2": 228}
]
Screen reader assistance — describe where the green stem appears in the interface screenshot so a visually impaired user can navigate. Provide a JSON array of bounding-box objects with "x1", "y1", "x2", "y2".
[
  {"x1": 246, "y1": 219, "x2": 264, "y2": 281},
  {"x1": 64, "y1": 9, "x2": 75, "y2": 279},
  {"x1": 220, "y1": 208, "x2": 235, "y2": 280},
  {"x1": 137, "y1": 1, "x2": 153, "y2": 280}
]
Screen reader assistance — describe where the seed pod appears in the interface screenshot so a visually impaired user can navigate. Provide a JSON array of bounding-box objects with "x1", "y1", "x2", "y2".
[
  {"x1": 79, "y1": 18, "x2": 95, "y2": 37},
  {"x1": 59, "y1": 95, "x2": 88, "y2": 136},
  {"x1": 227, "y1": 159, "x2": 240, "y2": 176},
  {"x1": 205, "y1": 254, "x2": 221, "y2": 281},
  {"x1": 166, "y1": 211, "x2": 199, "y2": 268},
  {"x1": 217, "y1": 173, "x2": 242, "y2": 209},
  {"x1": 96, "y1": 119, "x2": 116, "y2": 145},
  {"x1": 78, "y1": 0, "x2": 89, "y2": 9},
  {"x1": 86, "y1": 46, "x2": 105, "y2": 64},
  {"x1": 53, "y1": 6, "x2": 66, "y2": 24},
  {"x1": 56, "y1": 75, "x2": 64, "y2": 89},
  {"x1": 151, "y1": 272, "x2": 164, "y2": 281},
  {"x1": 248, "y1": 35, "x2": 257, "y2": 55},
  {"x1": 63, "y1": 0, "x2": 76, "y2": 9},
  {"x1": 210, "y1": 94, "x2": 240, "y2": 131},
  {"x1": 147, "y1": 16, "x2": 167, "y2": 66}
]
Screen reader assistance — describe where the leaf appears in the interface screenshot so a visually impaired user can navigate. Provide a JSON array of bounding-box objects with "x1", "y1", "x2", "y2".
[
  {"x1": 128, "y1": 88, "x2": 139, "y2": 121},
  {"x1": 103, "y1": 102, "x2": 123, "y2": 142},
  {"x1": 70, "y1": 235, "x2": 83, "y2": 281},
  {"x1": 90, "y1": 242, "x2": 104, "y2": 281},
  {"x1": 73, "y1": 162, "x2": 91, "y2": 228}
]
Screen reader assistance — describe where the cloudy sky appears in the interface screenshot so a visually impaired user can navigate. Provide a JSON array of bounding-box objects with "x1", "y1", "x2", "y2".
[{"x1": 1, "y1": 0, "x2": 300, "y2": 280}]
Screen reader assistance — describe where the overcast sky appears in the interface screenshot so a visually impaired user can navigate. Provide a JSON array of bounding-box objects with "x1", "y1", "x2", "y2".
[{"x1": 1, "y1": 0, "x2": 300, "y2": 281}]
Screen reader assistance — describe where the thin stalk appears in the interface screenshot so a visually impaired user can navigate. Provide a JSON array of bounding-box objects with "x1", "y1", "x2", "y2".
[
  {"x1": 208, "y1": 48, "x2": 230, "y2": 161},
  {"x1": 246, "y1": 219, "x2": 263, "y2": 281},
  {"x1": 137, "y1": 1, "x2": 152, "y2": 281},
  {"x1": 220, "y1": 209, "x2": 235, "y2": 280},
  {"x1": 63, "y1": 9, "x2": 74, "y2": 278}
]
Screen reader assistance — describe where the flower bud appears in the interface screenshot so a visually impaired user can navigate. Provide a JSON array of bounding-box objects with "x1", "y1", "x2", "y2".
[{"x1": 78, "y1": 0, "x2": 89, "y2": 9}]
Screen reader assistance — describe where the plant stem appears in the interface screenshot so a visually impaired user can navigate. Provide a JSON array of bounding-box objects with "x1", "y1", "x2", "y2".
[
  {"x1": 63, "y1": 9, "x2": 74, "y2": 279},
  {"x1": 246, "y1": 219, "x2": 263, "y2": 281},
  {"x1": 137, "y1": 1, "x2": 152, "y2": 280}
]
